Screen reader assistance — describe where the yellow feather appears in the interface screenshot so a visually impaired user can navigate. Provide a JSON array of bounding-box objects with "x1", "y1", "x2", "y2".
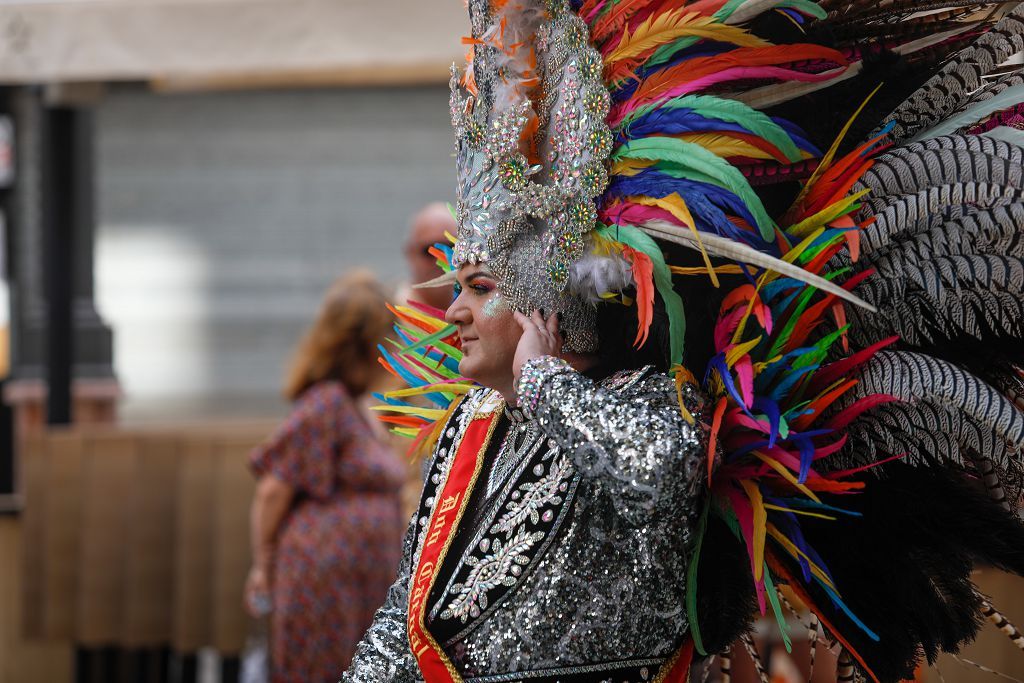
[
  {"x1": 764, "y1": 503, "x2": 836, "y2": 521},
  {"x1": 751, "y1": 450, "x2": 822, "y2": 503},
  {"x1": 626, "y1": 193, "x2": 721, "y2": 287},
  {"x1": 611, "y1": 158, "x2": 656, "y2": 176},
  {"x1": 369, "y1": 405, "x2": 447, "y2": 420},
  {"x1": 606, "y1": 9, "x2": 769, "y2": 65},
  {"x1": 767, "y1": 523, "x2": 838, "y2": 591},
  {"x1": 792, "y1": 82, "x2": 884, "y2": 208},
  {"x1": 725, "y1": 335, "x2": 762, "y2": 367},
  {"x1": 787, "y1": 189, "x2": 870, "y2": 240},
  {"x1": 670, "y1": 264, "x2": 745, "y2": 275},
  {"x1": 677, "y1": 133, "x2": 776, "y2": 160},
  {"x1": 740, "y1": 479, "x2": 767, "y2": 581}
]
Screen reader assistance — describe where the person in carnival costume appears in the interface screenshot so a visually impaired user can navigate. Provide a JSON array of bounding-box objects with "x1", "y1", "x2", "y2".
[{"x1": 344, "y1": 0, "x2": 1024, "y2": 681}]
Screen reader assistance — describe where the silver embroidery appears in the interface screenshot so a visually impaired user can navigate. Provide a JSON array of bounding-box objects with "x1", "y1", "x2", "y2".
[
  {"x1": 491, "y1": 452, "x2": 572, "y2": 536},
  {"x1": 441, "y1": 526, "x2": 546, "y2": 622}
]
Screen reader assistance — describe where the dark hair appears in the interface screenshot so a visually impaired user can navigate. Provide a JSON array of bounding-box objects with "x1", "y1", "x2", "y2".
[{"x1": 593, "y1": 245, "x2": 738, "y2": 380}]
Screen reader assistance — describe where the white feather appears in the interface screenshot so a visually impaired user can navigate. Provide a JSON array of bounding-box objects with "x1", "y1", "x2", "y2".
[
  {"x1": 569, "y1": 250, "x2": 635, "y2": 303},
  {"x1": 484, "y1": 0, "x2": 547, "y2": 112}
]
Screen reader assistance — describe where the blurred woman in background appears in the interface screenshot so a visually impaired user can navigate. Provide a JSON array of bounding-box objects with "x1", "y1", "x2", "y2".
[{"x1": 245, "y1": 270, "x2": 406, "y2": 682}]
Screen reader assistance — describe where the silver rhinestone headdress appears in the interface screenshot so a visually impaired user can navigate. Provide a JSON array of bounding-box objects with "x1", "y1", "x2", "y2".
[{"x1": 450, "y1": 0, "x2": 613, "y2": 352}]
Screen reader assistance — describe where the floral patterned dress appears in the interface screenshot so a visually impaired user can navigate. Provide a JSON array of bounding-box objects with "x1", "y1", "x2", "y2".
[{"x1": 250, "y1": 380, "x2": 407, "y2": 683}]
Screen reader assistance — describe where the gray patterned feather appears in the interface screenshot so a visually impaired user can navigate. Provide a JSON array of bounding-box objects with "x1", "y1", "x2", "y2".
[
  {"x1": 897, "y1": 134, "x2": 1024, "y2": 165},
  {"x1": 832, "y1": 202, "x2": 1024, "y2": 349},
  {"x1": 859, "y1": 183, "x2": 1024, "y2": 239},
  {"x1": 876, "y1": 5, "x2": 1024, "y2": 142},
  {"x1": 946, "y1": 71, "x2": 1024, "y2": 127},
  {"x1": 858, "y1": 197, "x2": 1024, "y2": 257},
  {"x1": 857, "y1": 148, "x2": 1024, "y2": 197},
  {"x1": 822, "y1": 130, "x2": 1024, "y2": 354},
  {"x1": 824, "y1": 350, "x2": 1024, "y2": 506}
]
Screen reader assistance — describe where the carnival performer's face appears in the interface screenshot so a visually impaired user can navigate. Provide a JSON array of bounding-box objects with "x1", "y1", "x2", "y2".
[{"x1": 445, "y1": 265, "x2": 523, "y2": 390}]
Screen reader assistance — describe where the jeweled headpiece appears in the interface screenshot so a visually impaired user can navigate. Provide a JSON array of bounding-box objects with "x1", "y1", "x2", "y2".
[
  {"x1": 448, "y1": 0, "x2": 873, "y2": 358},
  {"x1": 450, "y1": 0, "x2": 615, "y2": 352}
]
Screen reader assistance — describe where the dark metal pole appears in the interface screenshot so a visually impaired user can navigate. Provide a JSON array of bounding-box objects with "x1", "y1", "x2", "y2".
[
  {"x1": 0, "y1": 88, "x2": 16, "y2": 498},
  {"x1": 43, "y1": 105, "x2": 75, "y2": 426}
]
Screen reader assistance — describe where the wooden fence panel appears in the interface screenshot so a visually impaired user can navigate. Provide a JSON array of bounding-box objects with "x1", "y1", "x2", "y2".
[
  {"x1": 171, "y1": 437, "x2": 216, "y2": 653},
  {"x1": 121, "y1": 436, "x2": 179, "y2": 647},
  {"x1": 211, "y1": 436, "x2": 256, "y2": 655},
  {"x1": 76, "y1": 435, "x2": 136, "y2": 645},
  {"x1": 18, "y1": 433, "x2": 47, "y2": 640},
  {"x1": 41, "y1": 432, "x2": 84, "y2": 639}
]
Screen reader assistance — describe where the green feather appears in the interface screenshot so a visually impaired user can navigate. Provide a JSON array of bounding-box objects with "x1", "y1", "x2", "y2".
[
  {"x1": 620, "y1": 94, "x2": 803, "y2": 163},
  {"x1": 399, "y1": 323, "x2": 458, "y2": 356},
  {"x1": 766, "y1": 270, "x2": 844, "y2": 360},
  {"x1": 685, "y1": 501, "x2": 712, "y2": 656},
  {"x1": 614, "y1": 136, "x2": 776, "y2": 239},
  {"x1": 597, "y1": 223, "x2": 687, "y2": 364},
  {"x1": 721, "y1": 0, "x2": 826, "y2": 22},
  {"x1": 715, "y1": 0, "x2": 749, "y2": 20},
  {"x1": 779, "y1": 0, "x2": 827, "y2": 20},
  {"x1": 762, "y1": 561, "x2": 792, "y2": 653},
  {"x1": 791, "y1": 325, "x2": 848, "y2": 371},
  {"x1": 391, "y1": 324, "x2": 463, "y2": 362},
  {"x1": 647, "y1": 35, "x2": 701, "y2": 68}
]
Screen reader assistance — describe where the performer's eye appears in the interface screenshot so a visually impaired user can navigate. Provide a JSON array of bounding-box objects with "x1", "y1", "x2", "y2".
[
  {"x1": 453, "y1": 282, "x2": 463, "y2": 298},
  {"x1": 470, "y1": 283, "x2": 492, "y2": 294}
]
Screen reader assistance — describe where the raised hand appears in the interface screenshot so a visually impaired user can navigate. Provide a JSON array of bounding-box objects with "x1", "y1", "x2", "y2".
[{"x1": 512, "y1": 309, "x2": 562, "y2": 392}]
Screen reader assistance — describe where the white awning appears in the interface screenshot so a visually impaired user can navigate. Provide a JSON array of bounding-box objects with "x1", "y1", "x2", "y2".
[{"x1": 0, "y1": 0, "x2": 467, "y2": 87}]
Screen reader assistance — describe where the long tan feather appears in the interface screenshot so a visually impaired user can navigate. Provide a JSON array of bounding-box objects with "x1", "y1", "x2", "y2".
[
  {"x1": 638, "y1": 220, "x2": 878, "y2": 311},
  {"x1": 413, "y1": 270, "x2": 458, "y2": 289},
  {"x1": 742, "y1": 633, "x2": 770, "y2": 683}
]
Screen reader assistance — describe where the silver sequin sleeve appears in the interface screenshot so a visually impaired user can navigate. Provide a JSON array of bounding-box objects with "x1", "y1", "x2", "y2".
[
  {"x1": 517, "y1": 355, "x2": 705, "y2": 525},
  {"x1": 341, "y1": 513, "x2": 422, "y2": 683}
]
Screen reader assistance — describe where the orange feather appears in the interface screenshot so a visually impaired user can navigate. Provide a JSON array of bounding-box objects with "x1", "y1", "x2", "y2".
[
  {"x1": 592, "y1": 0, "x2": 661, "y2": 45},
  {"x1": 627, "y1": 44, "x2": 847, "y2": 107},
  {"x1": 622, "y1": 246, "x2": 655, "y2": 347}
]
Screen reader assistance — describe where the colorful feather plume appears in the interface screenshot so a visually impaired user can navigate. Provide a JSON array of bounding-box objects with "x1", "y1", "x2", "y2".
[
  {"x1": 683, "y1": 133, "x2": 894, "y2": 673},
  {"x1": 372, "y1": 245, "x2": 474, "y2": 456}
]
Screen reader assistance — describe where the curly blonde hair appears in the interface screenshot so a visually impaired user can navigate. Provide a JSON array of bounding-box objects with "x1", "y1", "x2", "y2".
[{"x1": 283, "y1": 270, "x2": 394, "y2": 401}]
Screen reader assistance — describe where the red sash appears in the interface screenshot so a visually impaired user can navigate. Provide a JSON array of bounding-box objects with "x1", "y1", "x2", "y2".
[
  {"x1": 658, "y1": 638, "x2": 695, "y2": 683},
  {"x1": 408, "y1": 408, "x2": 499, "y2": 683}
]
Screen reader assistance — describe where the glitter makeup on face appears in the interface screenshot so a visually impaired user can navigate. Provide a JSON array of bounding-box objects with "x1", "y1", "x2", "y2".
[{"x1": 482, "y1": 292, "x2": 508, "y2": 319}]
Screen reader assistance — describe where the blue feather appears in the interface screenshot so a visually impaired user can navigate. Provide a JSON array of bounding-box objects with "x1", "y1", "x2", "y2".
[
  {"x1": 606, "y1": 170, "x2": 775, "y2": 251},
  {"x1": 752, "y1": 396, "x2": 782, "y2": 447}
]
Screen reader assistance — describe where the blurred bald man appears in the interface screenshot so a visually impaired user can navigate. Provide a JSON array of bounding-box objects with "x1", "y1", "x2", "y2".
[{"x1": 402, "y1": 202, "x2": 457, "y2": 311}]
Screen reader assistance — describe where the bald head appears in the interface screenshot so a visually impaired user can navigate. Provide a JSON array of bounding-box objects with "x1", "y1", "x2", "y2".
[{"x1": 405, "y1": 202, "x2": 458, "y2": 310}]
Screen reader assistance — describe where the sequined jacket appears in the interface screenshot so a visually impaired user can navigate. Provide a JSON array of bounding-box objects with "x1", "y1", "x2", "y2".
[{"x1": 342, "y1": 357, "x2": 707, "y2": 682}]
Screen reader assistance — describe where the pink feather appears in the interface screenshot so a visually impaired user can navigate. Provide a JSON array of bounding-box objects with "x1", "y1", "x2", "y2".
[
  {"x1": 727, "y1": 487, "x2": 767, "y2": 614},
  {"x1": 812, "y1": 434, "x2": 849, "y2": 460},
  {"x1": 734, "y1": 355, "x2": 755, "y2": 408},
  {"x1": 714, "y1": 307, "x2": 747, "y2": 350},
  {"x1": 610, "y1": 66, "x2": 841, "y2": 125},
  {"x1": 600, "y1": 202, "x2": 684, "y2": 226},
  {"x1": 825, "y1": 394, "x2": 900, "y2": 431}
]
